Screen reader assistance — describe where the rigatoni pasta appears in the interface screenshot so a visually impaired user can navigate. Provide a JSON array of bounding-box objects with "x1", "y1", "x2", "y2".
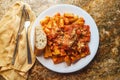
[{"x1": 40, "y1": 13, "x2": 91, "y2": 66}]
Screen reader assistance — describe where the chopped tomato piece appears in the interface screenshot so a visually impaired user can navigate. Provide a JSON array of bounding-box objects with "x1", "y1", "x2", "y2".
[{"x1": 76, "y1": 29, "x2": 81, "y2": 35}]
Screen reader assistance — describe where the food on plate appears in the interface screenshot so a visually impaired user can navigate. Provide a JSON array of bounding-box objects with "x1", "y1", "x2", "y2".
[
  {"x1": 40, "y1": 13, "x2": 91, "y2": 66},
  {"x1": 35, "y1": 26, "x2": 47, "y2": 56}
]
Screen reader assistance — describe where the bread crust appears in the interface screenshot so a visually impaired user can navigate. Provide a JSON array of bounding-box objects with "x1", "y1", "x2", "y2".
[{"x1": 34, "y1": 46, "x2": 45, "y2": 56}]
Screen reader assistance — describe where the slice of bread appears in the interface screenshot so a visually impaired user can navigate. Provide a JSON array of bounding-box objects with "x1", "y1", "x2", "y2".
[{"x1": 35, "y1": 26, "x2": 47, "y2": 56}]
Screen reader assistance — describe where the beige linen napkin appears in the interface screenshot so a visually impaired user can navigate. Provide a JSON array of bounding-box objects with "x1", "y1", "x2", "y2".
[{"x1": 0, "y1": 1, "x2": 36, "y2": 80}]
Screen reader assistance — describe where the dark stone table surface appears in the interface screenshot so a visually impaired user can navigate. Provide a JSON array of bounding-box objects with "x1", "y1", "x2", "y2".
[{"x1": 0, "y1": 0, "x2": 120, "y2": 80}]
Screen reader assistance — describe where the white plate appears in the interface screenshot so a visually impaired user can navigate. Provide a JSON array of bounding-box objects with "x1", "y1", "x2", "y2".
[{"x1": 31, "y1": 4, "x2": 99, "y2": 73}]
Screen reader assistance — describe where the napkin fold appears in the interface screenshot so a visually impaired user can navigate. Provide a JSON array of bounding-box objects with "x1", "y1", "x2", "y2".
[{"x1": 0, "y1": 1, "x2": 36, "y2": 80}]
